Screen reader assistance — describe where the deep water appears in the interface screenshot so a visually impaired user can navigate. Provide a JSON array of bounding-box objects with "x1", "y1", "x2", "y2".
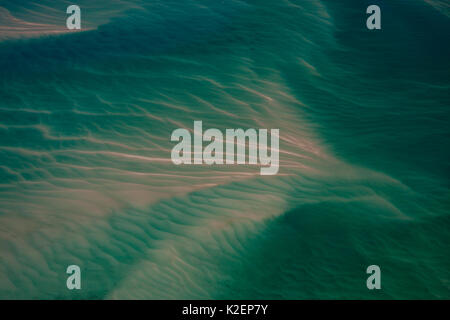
[{"x1": 0, "y1": 0, "x2": 449, "y2": 299}]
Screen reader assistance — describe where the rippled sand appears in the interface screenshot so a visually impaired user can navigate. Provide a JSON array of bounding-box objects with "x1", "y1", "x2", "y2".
[{"x1": 0, "y1": 0, "x2": 449, "y2": 299}]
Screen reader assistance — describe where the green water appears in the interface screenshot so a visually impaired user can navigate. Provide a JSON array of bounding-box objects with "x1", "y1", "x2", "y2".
[{"x1": 0, "y1": 0, "x2": 448, "y2": 299}]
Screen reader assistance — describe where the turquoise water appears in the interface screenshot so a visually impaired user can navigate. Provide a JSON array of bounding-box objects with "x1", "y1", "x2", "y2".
[{"x1": 0, "y1": 0, "x2": 449, "y2": 299}]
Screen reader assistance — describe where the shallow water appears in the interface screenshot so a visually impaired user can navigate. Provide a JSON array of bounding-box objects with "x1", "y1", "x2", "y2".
[{"x1": 0, "y1": 0, "x2": 449, "y2": 299}]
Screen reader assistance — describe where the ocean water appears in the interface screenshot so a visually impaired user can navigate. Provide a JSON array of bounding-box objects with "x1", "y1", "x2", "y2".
[{"x1": 0, "y1": 0, "x2": 449, "y2": 299}]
